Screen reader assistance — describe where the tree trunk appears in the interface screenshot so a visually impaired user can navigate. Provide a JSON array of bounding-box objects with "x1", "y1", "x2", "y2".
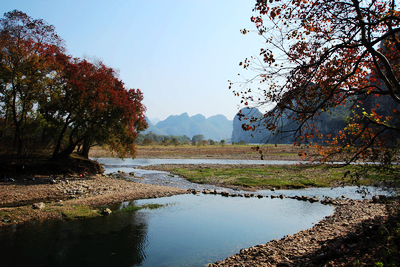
[
  {"x1": 52, "y1": 115, "x2": 71, "y2": 159},
  {"x1": 79, "y1": 137, "x2": 91, "y2": 159},
  {"x1": 52, "y1": 132, "x2": 85, "y2": 160},
  {"x1": 52, "y1": 143, "x2": 75, "y2": 160}
]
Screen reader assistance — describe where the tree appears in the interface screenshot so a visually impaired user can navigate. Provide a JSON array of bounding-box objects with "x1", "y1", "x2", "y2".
[
  {"x1": 192, "y1": 134, "x2": 205, "y2": 143},
  {"x1": 172, "y1": 137, "x2": 180, "y2": 146},
  {"x1": 233, "y1": 0, "x2": 400, "y2": 166},
  {"x1": 46, "y1": 54, "x2": 147, "y2": 159},
  {"x1": 0, "y1": 10, "x2": 64, "y2": 155},
  {"x1": 0, "y1": 10, "x2": 147, "y2": 159}
]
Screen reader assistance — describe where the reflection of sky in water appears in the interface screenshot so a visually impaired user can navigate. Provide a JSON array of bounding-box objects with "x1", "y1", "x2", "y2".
[
  {"x1": 0, "y1": 158, "x2": 387, "y2": 267},
  {"x1": 262, "y1": 186, "x2": 389, "y2": 199},
  {"x1": 135, "y1": 194, "x2": 334, "y2": 266},
  {"x1": 0, "y1": 194, "x2": 334, "y2": 267}
]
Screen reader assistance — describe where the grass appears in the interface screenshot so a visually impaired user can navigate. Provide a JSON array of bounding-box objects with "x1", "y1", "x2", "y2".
[
  {"x1": 61, "y1": 205, "x2": 101, "y2": 220},
  {"x1": 166, "y1": 164, "x2": 392, "y2": 189},
  {"x1": 0, "y1": 202, "x2": 168, "y2": 226},
  {"x1": 116, "y1": 203, "x2": 166, "y2": 213}
]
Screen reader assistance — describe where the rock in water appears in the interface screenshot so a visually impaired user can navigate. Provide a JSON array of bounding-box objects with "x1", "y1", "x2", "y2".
[{"x1": 101, "y1": 208, "x2": 112, "y2": 215}]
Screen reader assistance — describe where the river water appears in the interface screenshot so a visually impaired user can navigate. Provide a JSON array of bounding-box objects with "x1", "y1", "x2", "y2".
[
  {"x1": 97, "y1": 158, "x2": 386, "y2": 199},
  {"x1": 0, "y1": 158, "x2": 387, "y2": 267}
]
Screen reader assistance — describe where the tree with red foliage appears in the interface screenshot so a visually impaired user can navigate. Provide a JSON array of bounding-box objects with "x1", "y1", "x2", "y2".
[
  {"x1": 0, "y1": 10, "x2": 147, "y2": 159},
  {"x1": 47, "y1": 54, "x2": 147, "y2": 159},
  {"x1": 233, "y1": 0, "x2": 400, "y2": 167},
  {"x1": 0, "y1": 10, "x2": 64, "y2": 155}
]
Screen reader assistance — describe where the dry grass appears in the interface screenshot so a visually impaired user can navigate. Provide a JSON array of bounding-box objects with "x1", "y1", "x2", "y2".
[{"x1": 89, "y1": 144, "x2": 314, "y2": 161}]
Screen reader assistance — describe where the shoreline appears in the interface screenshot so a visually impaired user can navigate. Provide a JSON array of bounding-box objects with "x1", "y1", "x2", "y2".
[
  {"x1": 211, "y1": 199, "x2": 398, "y2": 266},
  {"x1": 1, "y1": 150, "x2": 398, "y2": 265},
  {"x1": 0, "y1": 173, "x2": 186, "y2": 228}
]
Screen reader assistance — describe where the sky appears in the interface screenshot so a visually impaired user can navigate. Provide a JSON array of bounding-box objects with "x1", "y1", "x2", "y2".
[{"x1": 0, "y1": 0, "x2": 265, "y2": 121}]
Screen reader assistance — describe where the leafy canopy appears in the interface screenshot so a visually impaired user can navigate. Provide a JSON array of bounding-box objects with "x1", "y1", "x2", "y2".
[
  {"x1": 233, "y1": 0, "x2": 400, "y2": 165},
  {"x1": 0, "y1": 10, "x2": 147, "y2": 159}
]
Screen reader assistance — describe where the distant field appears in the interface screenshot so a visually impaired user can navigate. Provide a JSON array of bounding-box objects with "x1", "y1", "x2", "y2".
[{"x1": 89, "y1": 144, "x2": 311, "y2": 161}]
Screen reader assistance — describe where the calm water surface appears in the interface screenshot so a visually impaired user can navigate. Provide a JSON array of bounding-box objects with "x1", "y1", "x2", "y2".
[
  {"x1": 0, "y1": 158, "x2": 380, "y2": 266},
  {"x1": 0, "y1": 194, "x2": 333, "y2": 267}
]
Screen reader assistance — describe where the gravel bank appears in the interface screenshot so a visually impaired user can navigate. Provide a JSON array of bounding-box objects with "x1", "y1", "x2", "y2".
[
  {"x1": 211, "y1": 199, "x2": 398, "y2": 266},
  {"x1": 0, "y1": 173, "x2": 186, "y2": 227}
]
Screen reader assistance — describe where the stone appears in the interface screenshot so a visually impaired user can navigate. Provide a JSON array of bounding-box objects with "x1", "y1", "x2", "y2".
[
  {"x1": 32, "y1": 202, "x2": 45, "y2": 210},
  {"x1": 101, "y1": 208, "x2": 112, "y2": 215},
  {"x1": 372, "y1": 195, "x2": 387, "y2": 203}
]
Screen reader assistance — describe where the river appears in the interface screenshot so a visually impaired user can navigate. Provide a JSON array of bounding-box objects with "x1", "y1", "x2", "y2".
[{"x1": 0, "y1": 158, "x2": 387, "y2": 267}]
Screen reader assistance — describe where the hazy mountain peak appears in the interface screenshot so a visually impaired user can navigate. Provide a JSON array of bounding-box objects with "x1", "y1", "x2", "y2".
[
  {"x1": 144, "y1": 112, "x2": 233, "y2": 140},
  {"x1": 149, "y1": 117, "x2": 160, "y2": 125}
]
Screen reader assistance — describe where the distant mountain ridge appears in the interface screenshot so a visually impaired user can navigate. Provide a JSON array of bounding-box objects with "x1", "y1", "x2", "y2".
[
  {"x1": 231, "y1": 107, "x2": 268, "y2": 143},
  {"x1": 231, "y1": 106, "x2": 351, "y2": 144},
  {"x1": 144, "y1": 113, "x2": 233, "y2": 141}
]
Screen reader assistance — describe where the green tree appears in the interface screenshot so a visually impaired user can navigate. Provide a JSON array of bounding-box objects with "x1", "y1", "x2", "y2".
[
  {"x1": 192, "y1": 134, "x2": 205, "y2": 142},
  {"x1": 172, "y1": 137, "x2": 179, "y2": 146}
]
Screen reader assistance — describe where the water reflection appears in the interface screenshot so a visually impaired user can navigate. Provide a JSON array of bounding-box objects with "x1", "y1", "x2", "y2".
[
  {"x1": 0, "y1": 211, "x2": 149, "y2": 267},
  {"x1": 0, "y1": 158, "x2": 382, "y2": 266},
  {"x1": 0, "y1": 194, "x2": 334, "y2": 267}
]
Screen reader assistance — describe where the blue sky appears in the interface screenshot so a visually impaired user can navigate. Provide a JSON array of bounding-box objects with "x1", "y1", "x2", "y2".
[{"x1": 0, "y1": 0, "x2": 264, "y2": 121}]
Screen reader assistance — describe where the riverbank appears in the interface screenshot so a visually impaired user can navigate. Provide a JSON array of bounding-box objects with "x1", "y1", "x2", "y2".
[
  {"x1": 211, "y1": 199, "x2": 399, "y2": 266},
  {"x1": 0, "y1": 173, "x2": 186, "y2": 227},
  {"x1": 139, "y1": 163, "x2": 379, "y2": 191},
  {"x1": 2, "y1": 147, "x2": 399, "y2": 265}
]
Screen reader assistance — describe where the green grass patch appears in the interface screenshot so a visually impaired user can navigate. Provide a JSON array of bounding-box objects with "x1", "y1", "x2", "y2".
[
  {"x1": 61, "y1": 205, "x2": 101, "y2": 220},
  {"x1": 116, "y1": 203, "x2": 166, "y2": 213},
  {"x1": 0, "y1": 210, "x2": 9, "y2": 217},
  {"x1": 166, "y1": 164, "x2": 392, "y2": 189}
]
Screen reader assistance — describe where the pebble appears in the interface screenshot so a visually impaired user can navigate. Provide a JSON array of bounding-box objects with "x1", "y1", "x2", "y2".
[{"x1": 210, "y1": 199, "x2": 397, "y2": 266}]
